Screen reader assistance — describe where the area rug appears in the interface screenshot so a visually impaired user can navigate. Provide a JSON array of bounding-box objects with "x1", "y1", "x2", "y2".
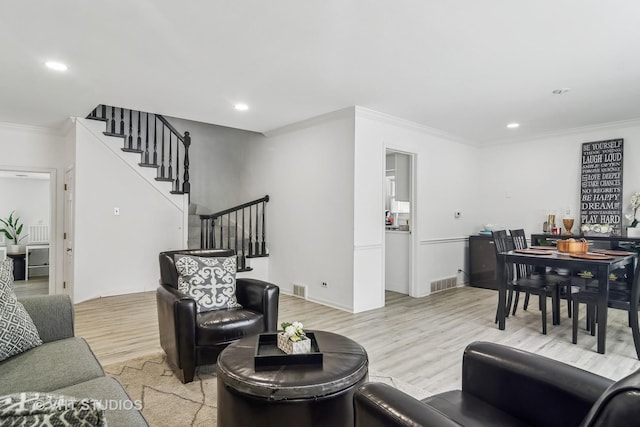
[{"x1": 105, "y1": 352, "x2": 431, "y2": 427}]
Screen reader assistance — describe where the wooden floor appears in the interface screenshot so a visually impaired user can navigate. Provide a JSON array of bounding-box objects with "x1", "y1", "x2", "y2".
[
  {"x1": 74, "y1": 286, "x2": 640, "y2": 394},
  {"x1": 13, "y1": 277, "x2": 49, "y2": 299}
]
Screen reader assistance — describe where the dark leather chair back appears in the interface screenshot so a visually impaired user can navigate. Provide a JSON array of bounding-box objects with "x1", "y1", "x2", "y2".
[
  {"x1": 580, "y1": 368, "x2": 640, "y2": 426},
  {"x1": 159, "y1": 248, "x2": 235, "y2": 290}
]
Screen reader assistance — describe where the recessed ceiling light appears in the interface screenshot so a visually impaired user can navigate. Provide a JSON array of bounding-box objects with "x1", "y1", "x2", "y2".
[
  {"x1": 45, "y1": 61, "x2": 68, "y2": 72},
  {"x1": 234, "y1": 103, "x2": 249, "y2": 111},
  {"x1": 552, "y1": 88, "x2": 570, "y2": 95},
  {"x1": 507, "y1": 123, "x2": 520, "y2": 129}
]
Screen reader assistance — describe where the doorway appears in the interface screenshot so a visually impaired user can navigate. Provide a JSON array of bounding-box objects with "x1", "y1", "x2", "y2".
[
  {"x1": 384, "y1": 150, "x2": 414, "y2": 296},
  {"x1": 63, "y1": 167, "x2": 74, "y2": 298},
  {"x1": 0, "y1": 168, "x2": 55, "y2": 297}
]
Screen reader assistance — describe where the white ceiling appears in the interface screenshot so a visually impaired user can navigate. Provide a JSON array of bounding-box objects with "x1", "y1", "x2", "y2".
[{"x1": 1, "y1": 1, "x2": 640, "y2": 144}]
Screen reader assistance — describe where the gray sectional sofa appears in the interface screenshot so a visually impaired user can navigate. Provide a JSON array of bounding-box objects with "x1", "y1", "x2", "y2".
[{"x1": 0, "y1": 294, "x2": 147, "y2": 426}]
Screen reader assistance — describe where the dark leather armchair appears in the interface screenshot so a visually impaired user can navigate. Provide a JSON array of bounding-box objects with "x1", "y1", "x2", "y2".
[
  {"x1": 355, "y1": 341, "x2": 640, "y2": 427},
  {"x1": 157, "y1": 249, "x2": 279, "y2": 383}
]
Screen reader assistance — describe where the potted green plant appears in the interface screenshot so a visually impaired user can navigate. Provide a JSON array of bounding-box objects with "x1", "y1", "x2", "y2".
[{"x1": 0, "y1": 211, "x2": 27, "y2": 254}]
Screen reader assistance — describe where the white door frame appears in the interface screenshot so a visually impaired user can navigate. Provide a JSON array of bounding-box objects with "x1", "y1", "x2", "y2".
[
  {"x1": 63, "y1": 167, "x2": 75, "y2": 299},
  {"x1": 382, "y1": 148, "x2": 417, "y2": 298},
  {"x1": 0, "y1": 165, "x2": 57, "y2": 294}
]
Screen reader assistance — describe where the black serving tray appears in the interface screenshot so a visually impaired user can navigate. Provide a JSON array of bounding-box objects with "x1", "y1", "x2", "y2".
[{"x1": 254, "y1": 332, "x2": 323, "y2": 370}]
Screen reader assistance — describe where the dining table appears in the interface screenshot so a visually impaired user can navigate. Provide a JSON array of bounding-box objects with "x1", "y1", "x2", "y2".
[{"x1": 496, "y1": 247, "x2": 637, "y2": 355}]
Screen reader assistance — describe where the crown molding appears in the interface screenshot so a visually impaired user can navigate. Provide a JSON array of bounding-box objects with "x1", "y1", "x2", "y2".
[
  {"x1": 263, "y1": 107, "x2": 355, "y2": 138},
  {"x1": 0, "y1": 119, "x2": 75, "y2": 137},
  {"x1": 354, "y1": 106, "x2": 479, "y2": 147},
  {"x1": 484, "y1": 117, "x2": 640, "y2": 147}
]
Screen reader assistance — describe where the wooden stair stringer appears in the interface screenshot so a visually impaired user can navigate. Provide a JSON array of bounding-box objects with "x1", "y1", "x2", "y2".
[{"x1": 77, "y1": 118, "x2": 186, "y2": 210}]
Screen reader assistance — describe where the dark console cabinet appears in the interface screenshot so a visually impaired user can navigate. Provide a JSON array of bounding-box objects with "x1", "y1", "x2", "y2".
[
  {"x1": 531, "y1": 233, "x2": 640, "y2": 250},
  {"x1": 469, "y1": 235, "x2": 498, "y2": 290},
  {"x1": 7, "y1": 252, "x2": 26, "y2": 281}
]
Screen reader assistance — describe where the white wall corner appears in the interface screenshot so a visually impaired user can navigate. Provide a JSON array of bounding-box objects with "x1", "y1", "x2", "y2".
[
  {"x1": 263, "y1": 107, "x2": 356, "y2": 138},
  {"x1": 354, "y1": 106, "x2": 478, "y2": 147}
]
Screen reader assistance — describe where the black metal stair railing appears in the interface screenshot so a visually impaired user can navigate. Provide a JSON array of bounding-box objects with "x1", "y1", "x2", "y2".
[
  {"x1": 200, "y1": 195, "x2": 269, "y2": 271},
  {"x1": 87, "y1": 105, "x2": 191, "y2": 195}
]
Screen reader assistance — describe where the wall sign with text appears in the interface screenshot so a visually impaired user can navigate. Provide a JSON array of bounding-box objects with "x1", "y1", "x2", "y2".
[{"x1": 580, "y1": 138, "x2": 624, "y2": 235}]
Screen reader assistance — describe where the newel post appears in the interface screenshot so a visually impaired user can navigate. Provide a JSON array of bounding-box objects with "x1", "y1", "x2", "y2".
[{"x1": 182, "y1": 131, "x2": 191, "y2": 194}]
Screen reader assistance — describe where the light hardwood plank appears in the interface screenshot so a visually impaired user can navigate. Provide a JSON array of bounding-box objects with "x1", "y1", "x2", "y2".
[
  {"x1": 74, "y1": 286, "x2": 640, "y2": 394},
  {"x1": 13, "y1": 277, "x2": 49, "y2": 299}
]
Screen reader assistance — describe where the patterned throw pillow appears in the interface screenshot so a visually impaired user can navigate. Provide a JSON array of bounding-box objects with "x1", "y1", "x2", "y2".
[
  {"x1": 174, "y1": 255, "x2": 242, "y2": 313},
  {"x1": 0, "y1": 392, "x2": 106, "y2": 426},
  {"x1": 0, "y1": 258, "x2": 13, "y2": 291},
  {"x1": 0, "y1": 267, "x2": 43, "y2": 362}
]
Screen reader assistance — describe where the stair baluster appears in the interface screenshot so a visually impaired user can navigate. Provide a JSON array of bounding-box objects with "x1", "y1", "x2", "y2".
[
  {"x1": 241, "y1": 208, "x2": 246, "y2": 268},
  {"x1": 127, "y1": 110, "x2": 133, "y2": 149},
  {"x1": 110, "y1": 106, "x2": 116, "y2": 134},
  {"x1": 253, "y1": 205, "x2": 260, "y2": 255},
  {"x1": 167, "y1": 133, "x2": 173, "y2": 180},
  {"x1": 182, "y1": 132, "x2": 191, "y2": 194},
  {"x1": 119, "y1": 108, "x2": 125, "y2": 135},
  {"x1": 144, "y1": 113, "x2": 150, "y2": 164},
  {"x1": 136, "y1": 111, "x2": 142, "y2": 150},
  {"x1": 211, "y1": 218, "x2": 216, "y2": 249},
  {"x1": 227, "y1": 212, "x2": 231, "y2": 250},
  {"x1": 261, "y1": 198, "x2": 267, "y2": 255},
  {"x1": 174, "y1": 135, "x2": 181, "y2": 193},
  {"x1": 152, "y1": 116, "x2": 158, "y2": 166},
  {"x1": 218, "y1": 216, "x2": 223, "y2": 250},
  {"x1": 159, "y1": 124, "x2": 165, "y2": 179}
]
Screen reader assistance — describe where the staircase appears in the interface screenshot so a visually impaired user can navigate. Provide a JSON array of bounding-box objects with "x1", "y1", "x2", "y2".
[
  {"x1": 87, "y1": 104, "x2": 269, "y2": 273},
  {"x1": 86, "y1": 104, "x2": 191, "y2": 195},
  {"x1": 199, "y1": 196, "x2": 270, "y2": 272}
]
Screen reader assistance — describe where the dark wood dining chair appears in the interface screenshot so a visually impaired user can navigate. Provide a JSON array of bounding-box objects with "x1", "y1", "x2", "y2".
[
  {"x1": 510, "y1": 228, "x2": 572, "y2": 318},
  {"x1": 492, "y1": 230, "x2": 559, "y2": 334},
  {"x1": 572, "y1": 257, "x2": 640, "y2": 359},
  {"x1": 492, "y1": 230, "x2": 514, "y2": 322}
]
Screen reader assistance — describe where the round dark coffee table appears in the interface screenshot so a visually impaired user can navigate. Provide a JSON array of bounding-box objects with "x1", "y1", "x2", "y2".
[{"x1": 216, "y1": 330, "x2": 368, "y2": 427}]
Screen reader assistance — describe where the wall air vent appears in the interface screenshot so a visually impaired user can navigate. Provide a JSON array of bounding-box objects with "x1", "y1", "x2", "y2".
[{"x1": 292, "y1": 284, "x2": 307, "y2": 299}]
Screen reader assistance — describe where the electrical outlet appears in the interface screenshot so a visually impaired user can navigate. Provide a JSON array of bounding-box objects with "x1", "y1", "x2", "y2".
[
  {"x1": 322, "y1": 282, "x2": 328, "y2": 288},
  {"x1": 113, "y1": 207, "x2": 120, "y2": 216}
]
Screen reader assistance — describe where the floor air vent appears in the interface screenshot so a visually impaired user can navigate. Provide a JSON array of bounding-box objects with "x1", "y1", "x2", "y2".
[
  {"x1": 430, "y1": 276, "x2": 457, "y2": 293},
  {"x1": 292, "y1": 284, "x2": 307, "y2": 299}
]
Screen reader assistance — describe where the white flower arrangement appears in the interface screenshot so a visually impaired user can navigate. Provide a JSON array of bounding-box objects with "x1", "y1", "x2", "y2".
[
  {"x1": 625, "y1": 192, "x2": 640, "y2": 228},
  {"x1": 277, "y1": 321, "x2": 311, "y2": 354},
  {"x1": 581, "y1": 223, "x2": 612, "y2": 234},
  {"x1": 281, "y1": 321, "x2": 308, "y2": 342}
]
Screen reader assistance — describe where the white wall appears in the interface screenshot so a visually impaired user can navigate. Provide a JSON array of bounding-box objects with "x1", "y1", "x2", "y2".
[
  {"x1": 478, "y1": 120, "x2": 640, "y2": 236},
  {"x1": 169, "y1": 117, "x2": 263, "y2": 213},
  {"x1": 0, "y1": 177, "x2": 49, "y2": 238},
  {"x1": 247, "y1": 109, "x2": 356, "y2": 311},
  {"x1": 354, "y1": 108, "x2": 481, "y2": 307},
  {"x1": 73, "y1": 119, "x2": 185, "y2": 302},
  {"x1": 0, "y1": 122, "x2": 66, "y2": 293}
]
